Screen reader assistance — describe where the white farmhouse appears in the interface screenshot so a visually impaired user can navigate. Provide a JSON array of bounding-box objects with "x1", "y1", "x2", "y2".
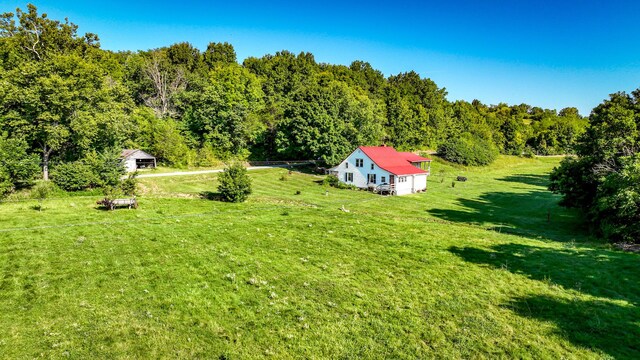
[{"x1": 329, "y1": 146, "x2": 431, "y2": 195}]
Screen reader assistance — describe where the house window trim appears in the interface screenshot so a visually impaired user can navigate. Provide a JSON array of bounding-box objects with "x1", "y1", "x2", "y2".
[{"x1": 345, "y1": 172, "x2": 353, "y2": 182}]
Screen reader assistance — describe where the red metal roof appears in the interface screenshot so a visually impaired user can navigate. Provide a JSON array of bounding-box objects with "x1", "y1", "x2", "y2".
[
  {"x1": 398, "y1": 152, "x2": 432, "y2": 162},
  {"x1": 359, "y1": 146, "x2": 431, "y2": 176}
]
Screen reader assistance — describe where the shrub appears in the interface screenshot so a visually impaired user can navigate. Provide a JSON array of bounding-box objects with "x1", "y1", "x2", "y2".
[
  {"x1": 322, "y1": 174, "x2": 358, "y2": 190},
  {"x1": 51, "y1": 150, "x2": 126, "y2": 191},
  {"x1": 0, "y1": 167, "x2": 12, "y2": 198},
  {"x1": 438, "y1": 134, "x2": 499, "y2": 166},
  {"x1": 0, "y1": 134, "x2": 40, "y2": 196},
  {"x1": 323, "y1": 175, "x2": 340, "y2": 187},
  {"x1": 217, "y1": 163, "x2": 252, "y2": 202},
  {"x1": 522, "y1": 146, "x2": 536, "y2": 158},
  {"x1": 121, "y1": 172, "x2": 138, "y2": 196},
  {"x1": 31, "y1": 181, "x2": 55, "y2": 211},
  {"x1": 83, "y1": 150, "x2": 126, "y2": 188},
  {"x1": 51, "y1": 161, "x2": 94, "y2": 191}
]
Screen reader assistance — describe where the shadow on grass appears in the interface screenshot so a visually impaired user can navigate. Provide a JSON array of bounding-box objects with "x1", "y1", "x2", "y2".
[
  {"x1": 450, "y1": 244, "x2": 640, "y2": 358},
  {"x1": 449, "y1": 244, "x2": 640, "y2": 303},
  {"x1": 199, "y1": 191, "x2": 222, "y2": 201},
  {"x1": 497, "y1": 173, "x2": 550, "y2": 188},
  {"x1": 507, "y1": 295, "x2": 640, "y2": 359},
  {"x1": 428, "y1": 190, "x2": 585, "y2": 242}
]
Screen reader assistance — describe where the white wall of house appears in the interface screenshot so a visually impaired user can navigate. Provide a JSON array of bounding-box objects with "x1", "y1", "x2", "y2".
[
  {"x1": 334, "y1": 148, "x2": 392, "y2": 188},
  {"x1": 124, "y1": 158, "x2": 137, "y2": 172},
  {"x1": 332, "y1": 148, "x2": 429, "y2": 195},
  {"x1": 394, "y1": 174, "x2": 428, "y2": 195}
]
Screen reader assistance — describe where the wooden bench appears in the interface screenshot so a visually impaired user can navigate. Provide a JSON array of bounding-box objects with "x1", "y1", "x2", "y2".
[{"x1": 97, "y1": 197, "x2": 138, "y2": 210}]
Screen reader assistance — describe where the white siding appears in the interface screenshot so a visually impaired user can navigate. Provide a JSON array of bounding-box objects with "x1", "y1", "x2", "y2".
[
  {"x1": 124, "y1": 158, "x2": 137, "y2": 172},
  {"x1": 414, "y1": 174, "x2": 427, "y2": 191},
  {"x1": 333, "y1": 148, "x2": 391, "y2": 189},
  {"x1": 394, "y1": 174, "x2": 428, "y2": 195},
  {"x1": 333, "y1": 148, "x2": 430, "y2": 195}
]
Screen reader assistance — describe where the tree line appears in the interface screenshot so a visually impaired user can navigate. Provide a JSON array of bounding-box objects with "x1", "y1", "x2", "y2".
[
  {"x1": 550, "y1": 90, "x2": 640, "y2": 244},
  {"x1": 1, "y1": 5, "x2": 587, "y2": 191}
]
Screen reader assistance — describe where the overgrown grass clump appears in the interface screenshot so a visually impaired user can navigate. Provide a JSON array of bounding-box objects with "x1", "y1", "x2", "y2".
[{"x1": 0, "y1": 156, "x2": 638, "y2": 358}]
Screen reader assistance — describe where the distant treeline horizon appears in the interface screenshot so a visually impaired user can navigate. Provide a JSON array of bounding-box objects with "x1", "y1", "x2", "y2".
[{"x1": 1, "y1": 4, "x2": 588, "y2": 176}]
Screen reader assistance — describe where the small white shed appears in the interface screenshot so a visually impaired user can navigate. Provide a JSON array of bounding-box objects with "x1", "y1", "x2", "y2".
[{"x1": 121, "y1": 149, "x2": 156, "y2": 172}]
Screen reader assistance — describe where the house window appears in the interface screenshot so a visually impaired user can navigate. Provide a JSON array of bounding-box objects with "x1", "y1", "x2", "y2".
[
  {"x1": 381, "y1": 176, "x2": 386, "y2": 183},
  {"x1": 371, "y1": 163, "x2": 374, "y2": 170},
  {"x1": 355, "y1": 158, "x2": 364, "y2": 167},
  {"x1": 345, "y1": 172, "x2": 353, "y2": 182},
  {"x1": 399, "y1": 176, "x2": 407, "y2": 183},
  {"x1": 345, "y1": 162, "x2": 349, "y2": 168},
  {"x1": 367, "y1": 174, "x2": 376, "y2": 184}
]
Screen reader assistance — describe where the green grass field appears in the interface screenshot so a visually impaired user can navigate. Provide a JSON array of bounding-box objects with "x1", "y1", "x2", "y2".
[{"x1": 1, "y1": 156, "x2": 638, "y2": 359}]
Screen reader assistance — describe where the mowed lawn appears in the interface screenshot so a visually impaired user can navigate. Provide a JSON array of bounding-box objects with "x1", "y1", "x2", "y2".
[{"x1": 0, "y1": 156, "x2": 638, "y2": 359}]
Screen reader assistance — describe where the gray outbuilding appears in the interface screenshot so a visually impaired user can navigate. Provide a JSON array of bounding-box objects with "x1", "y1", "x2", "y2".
[{"x1": 121, "y1": 149, "x2": 156, "y2": 172}]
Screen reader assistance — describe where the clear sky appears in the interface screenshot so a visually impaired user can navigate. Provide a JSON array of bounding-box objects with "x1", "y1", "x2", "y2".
[{"x1": 3, "y1": 1, "x2": 639, "y2": 115}]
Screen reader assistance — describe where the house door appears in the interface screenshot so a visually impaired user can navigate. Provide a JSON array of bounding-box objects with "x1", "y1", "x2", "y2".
[{"x1": 389, "y1": 175, "x2": 395, "y2": 185}]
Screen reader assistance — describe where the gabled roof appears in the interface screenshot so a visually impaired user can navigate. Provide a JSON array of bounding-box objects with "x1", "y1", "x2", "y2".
[
  {"x1": 398, "y1": 152, "x2": 432, "y2": 163},
  {"x1": 120, "y1": 149, "x2": 155, "y2": 159},
  {"x1": 359, "y1": 146, "x2": 431, "y2": 176}
]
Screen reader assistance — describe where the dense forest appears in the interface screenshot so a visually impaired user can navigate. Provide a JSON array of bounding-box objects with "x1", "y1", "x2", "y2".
[{"x1": 0, "y1": 5, "x2": 587, "y2": 177}]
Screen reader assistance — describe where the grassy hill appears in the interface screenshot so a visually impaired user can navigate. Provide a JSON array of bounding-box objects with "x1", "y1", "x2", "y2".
[{"x1": 0, "y1": 156, "x2": 638, "y2": 358}]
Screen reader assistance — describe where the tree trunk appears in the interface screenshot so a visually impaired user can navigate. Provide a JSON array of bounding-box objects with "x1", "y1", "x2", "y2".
[{"x1": 42, "y1": 145, "x2": 51, "y2": 181}]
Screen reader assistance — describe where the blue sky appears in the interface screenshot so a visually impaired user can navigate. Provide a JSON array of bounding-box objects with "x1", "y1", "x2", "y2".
[{"x1": 3, "y1": 1, "x2": 639, "y2": 115}]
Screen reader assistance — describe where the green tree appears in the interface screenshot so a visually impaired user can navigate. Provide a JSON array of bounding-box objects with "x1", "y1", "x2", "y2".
[
  {"x1": 0, "y1": 134, "x2": 40, "y2": 193},
  {"x1": 217, "y1": 163, "x2": 252, "y2": 202},
  {"x1": 180, "y1": 64, "x2": 264, "y2": 158},
  {"x1": 276, "y1": 77, "x2": 383, "y2": 164},
  {"x1": 550, "y1": 90, "x2": 640, "y2": 242},
  {"x1": 203, "y1": 42, "x2": 236, "y2": 67},
  {"x1": 438, "y1": 133, "x2": 499, "y2": 166},
  {"x1": 0, "y1": 5, "x2": 131, "y2": 179},
  {"x1": 129, "y1": 107, "x2": 191, "y2": 167}
]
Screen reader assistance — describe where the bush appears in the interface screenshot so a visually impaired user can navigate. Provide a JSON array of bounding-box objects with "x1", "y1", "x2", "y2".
[
  {"x1": 83, "y1": 150, "x2": 126, "y2": 188},
  {"x1": 323, "y1": 174, "x2": 357, "y2": 190},
  {"x1": 51, "y1": 161, "x2": 94, "y2": 191},
  {"x1": 589, "y1": 155, "x2": 640, "y2": 243},
  {"x1": 0, "y1": 134, "x2": 40, "y2": 196},
  {"x1": 438, "y1": 134, "x2": 499, "y2": 166},
  {"x1": 0, "y1": 167, "x2": 12, "y2": 198},
  {"x1": 30, "y1": 181, "x2": 55, "y2": 211},
  {"x1": 522, "y1": 146, "x2": 536, "y2": 158},
  {"x1": 217, "y1": 163, "x2": 252, "y2": 202},
  {"x1": 121, "y1": 172, "x2": 138, "y2": 196},
  {"x1": 52, "y1": 150, "x2": 126, "y2": 191},
  {"x1": 323, "y1": 175, "x2": 340, "y2": 187}
]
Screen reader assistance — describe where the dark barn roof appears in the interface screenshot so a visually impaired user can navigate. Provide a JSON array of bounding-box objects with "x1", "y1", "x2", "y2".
[{"x1": 120, "y1": 149, "x2": 155, "y2": 160}]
